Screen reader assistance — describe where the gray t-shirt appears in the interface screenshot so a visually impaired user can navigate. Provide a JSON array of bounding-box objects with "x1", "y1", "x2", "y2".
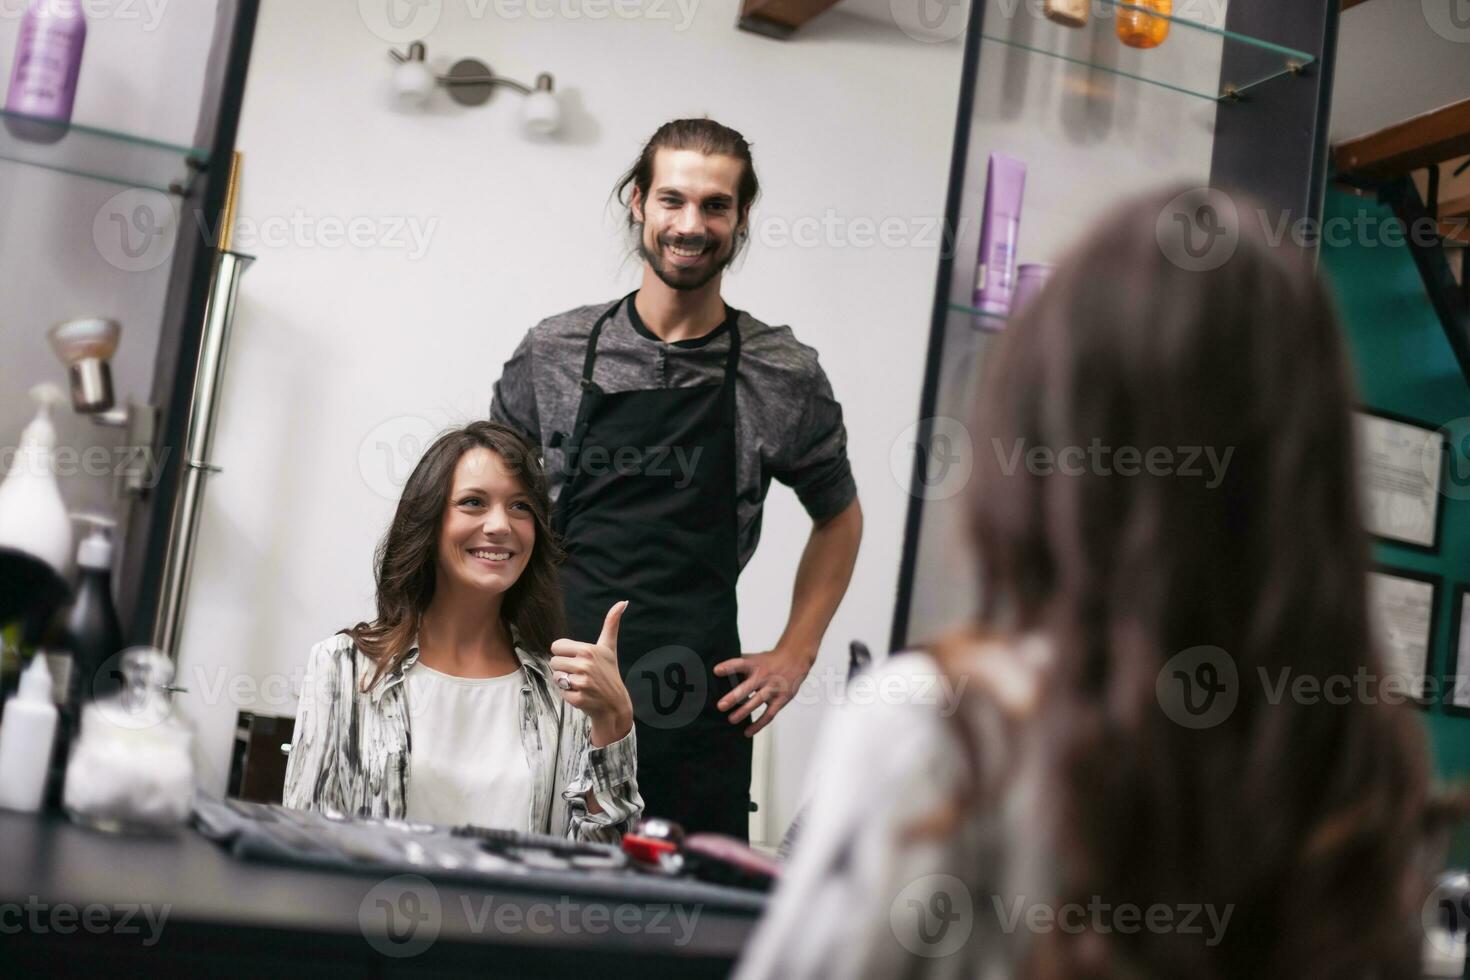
[{"x1": 490, "y1": 292, "x2": 857, "y2": 570}]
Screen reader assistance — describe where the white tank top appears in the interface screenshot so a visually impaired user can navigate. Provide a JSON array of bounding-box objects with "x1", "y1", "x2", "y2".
[{"x1": 403, "y1": 662, "x2": 534, "y2": 831}]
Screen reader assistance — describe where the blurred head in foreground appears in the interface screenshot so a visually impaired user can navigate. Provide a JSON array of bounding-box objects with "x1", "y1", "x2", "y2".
[{"x1": 956, "y1": 186, "x2": 1432, "y2": 977}]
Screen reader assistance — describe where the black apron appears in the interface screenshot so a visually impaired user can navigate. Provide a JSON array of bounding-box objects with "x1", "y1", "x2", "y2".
[{"x1": 552, "y1": 294, "x2": 752, "y2": 840}]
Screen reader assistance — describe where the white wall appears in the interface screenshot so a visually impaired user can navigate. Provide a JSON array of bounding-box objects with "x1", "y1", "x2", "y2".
[
  {"x1": 1330, "y1": 0, "x2": 1470, "y2": 210},
  {"x1": 1331, "y1": 0, "x2": 1470, "y2": 144},
  {"x1": 171, "y1": 0, "x2": 966, "y2": 839}
]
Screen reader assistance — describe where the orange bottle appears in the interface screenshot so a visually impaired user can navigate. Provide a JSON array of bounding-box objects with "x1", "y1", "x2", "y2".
[{"x1": 1116, "y1": 0, "x2": 1171, "y2": 48}]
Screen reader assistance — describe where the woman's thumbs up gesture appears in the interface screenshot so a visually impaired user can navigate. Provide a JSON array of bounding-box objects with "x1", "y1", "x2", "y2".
[{"x1": 550, "y1": 600, "x2": 634, "y2": 747}]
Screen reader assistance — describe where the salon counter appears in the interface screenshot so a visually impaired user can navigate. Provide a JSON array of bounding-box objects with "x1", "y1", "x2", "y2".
[{"x1": 0, "y1": 808, "x2": 763, "y2": 978}]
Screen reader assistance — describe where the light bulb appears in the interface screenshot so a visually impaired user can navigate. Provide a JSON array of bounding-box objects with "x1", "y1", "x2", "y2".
[
  {"x1": 393, "y1": 60, "x2": 436, "y2": 109},
  {"x1": 521, "y1": 89, "x2": 560, "y2": 135},
  {"x1": 48, "y1": 317, "x2": 121, "y2": 413},
  {"x1": 49, "y1": 317, "x2": 119, "y2": 361}
]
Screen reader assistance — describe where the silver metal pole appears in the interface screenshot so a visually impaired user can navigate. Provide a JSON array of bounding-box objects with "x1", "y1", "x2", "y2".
[{"x1": 152, "y1": 249, "x2": 253, "y2": 657}]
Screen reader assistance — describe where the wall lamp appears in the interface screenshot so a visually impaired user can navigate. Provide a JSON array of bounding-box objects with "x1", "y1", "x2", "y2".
[
  {"x1": 47, "y1": 317, "x2": 157, "y2": 498},
  {"x1": 388, "y1": 41, "x2": 561, "y2": 135}
]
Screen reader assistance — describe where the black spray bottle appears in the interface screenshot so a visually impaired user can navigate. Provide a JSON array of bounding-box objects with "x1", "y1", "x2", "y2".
[
  {"x1": 63, "y1": 515, "x2": 123, "y2": 703},
  {"x1": 43, "y1": 514, "x2": 123, "y2": 808}
]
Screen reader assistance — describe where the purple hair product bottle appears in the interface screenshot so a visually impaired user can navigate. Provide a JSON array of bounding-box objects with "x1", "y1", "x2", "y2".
[
  {"x1": 972, "y1": 153, "x2": 1026, "y2": 322},
  {"x1": 5, "y1": 0, "x2": 87, "y2": 145}
]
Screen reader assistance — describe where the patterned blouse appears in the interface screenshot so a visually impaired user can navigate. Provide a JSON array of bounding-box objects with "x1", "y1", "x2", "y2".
[{"x1": 282, "y1": 631, "x2": 642, "y2": 843}]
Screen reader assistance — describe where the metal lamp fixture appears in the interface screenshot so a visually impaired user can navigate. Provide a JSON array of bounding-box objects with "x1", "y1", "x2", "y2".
[
  {"x1": 47, "y1": 317, "x2": 157, "y2": 497},
  {"x1": 388, "y1": 41, "x2": 561, "y2": 135},
  {"x1": 48, "y1": 317, "x2": 122, "y2": 416}
]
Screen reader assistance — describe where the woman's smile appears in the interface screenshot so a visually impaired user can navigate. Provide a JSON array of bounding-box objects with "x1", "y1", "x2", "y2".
[
  {"x1": 467, "y1": 546, "x2": 515, "y2": 565},
  {"x1": 438, "y1": 447, "x2": 537, "y2": 593}
]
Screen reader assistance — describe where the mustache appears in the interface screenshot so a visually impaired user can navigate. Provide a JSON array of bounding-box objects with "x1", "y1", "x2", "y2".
[{"x1": 661, "y1": 235, "x2": 711, "y2": 250}]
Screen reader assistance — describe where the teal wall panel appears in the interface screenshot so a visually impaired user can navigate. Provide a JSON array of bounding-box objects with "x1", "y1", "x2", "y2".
[{"x1": 1320, "y1": 186, "x2": 1470, "y2": 785}]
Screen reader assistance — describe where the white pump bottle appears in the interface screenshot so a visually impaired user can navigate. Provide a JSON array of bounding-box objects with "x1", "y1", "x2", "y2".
[{"x1": 0, "y1": 383, "x2": 72, "y2": 577}]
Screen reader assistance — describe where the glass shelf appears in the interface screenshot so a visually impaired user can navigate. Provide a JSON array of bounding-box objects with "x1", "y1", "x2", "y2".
[
  {"x1": 979, "y1": 0, "x2": 1316, "y2": 103},
  {"x1": 948, "y1": 301, "x2": 1008, "y2": 328},
  {"x1": 0, "y1": 108, "x2": 207, "y2": 195}
]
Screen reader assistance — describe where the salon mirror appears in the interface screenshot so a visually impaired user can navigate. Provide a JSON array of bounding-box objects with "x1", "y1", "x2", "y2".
[{"x1": 67, "y1": 0, "x2": 1252, "y2": 849}]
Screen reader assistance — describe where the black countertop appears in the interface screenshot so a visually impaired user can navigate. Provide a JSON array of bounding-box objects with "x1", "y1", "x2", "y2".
[{"x1": 0, "y1": 808, "x2": 763, "y2": 977}]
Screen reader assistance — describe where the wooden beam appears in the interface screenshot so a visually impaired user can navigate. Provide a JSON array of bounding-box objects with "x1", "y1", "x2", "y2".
[
  {"x1": 1441, "y1": 192, "x2": 1470, "y2": 245},
  {"x1": 737, "y1": 0, "x2": 842, "y2": 37},
  {"x1": 1334, "y1": 98, "x2": 1470, "y2": 180},
  {"x1": 1441, "y1": 192, "x2": 1470, "y2": 219},
  {"x1": 1442, "y1": 220, "x2": 1470, "y2": 245}
]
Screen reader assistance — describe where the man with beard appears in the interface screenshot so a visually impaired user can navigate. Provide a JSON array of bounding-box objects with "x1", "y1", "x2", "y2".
[{"x1": 491, "y1": 118, "x2": 863, "y2": 840}]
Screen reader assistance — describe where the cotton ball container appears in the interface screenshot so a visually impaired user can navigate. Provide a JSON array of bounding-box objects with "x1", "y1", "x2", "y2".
[{"x1": 63, "y1": 647, "x2": 195, "y2": 833}]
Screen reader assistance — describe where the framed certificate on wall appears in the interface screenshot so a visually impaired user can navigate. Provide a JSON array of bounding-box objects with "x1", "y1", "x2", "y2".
[
  {"x1": 1367, "y1": 567, "x2": 1439, "y2": 708},
  {"x1": 1446, "y1": 584, "x2": 1470, "y2": 716},
  {"x1": 1355, "y1": 410, "x2": 1445, "y2": 552}
]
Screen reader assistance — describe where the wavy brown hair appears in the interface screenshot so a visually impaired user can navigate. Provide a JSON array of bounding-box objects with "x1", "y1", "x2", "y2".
[
  {"x1": 934, "y1": 187, "x2": 1435, "y2": 977},
  {"x1": 346, "y1": 421, "x2": 565, "y2": 693}
]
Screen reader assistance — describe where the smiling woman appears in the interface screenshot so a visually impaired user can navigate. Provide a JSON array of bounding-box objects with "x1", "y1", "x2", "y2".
[
  {"x1": 350, "y1": 422, "x2": 566, "y2": 688},
  {"x1": 280, "y1": 421, "x2": 642, "y2": 840},
  {"x1": 431, "y1": 446, "x2": 540, "y2": 633}
]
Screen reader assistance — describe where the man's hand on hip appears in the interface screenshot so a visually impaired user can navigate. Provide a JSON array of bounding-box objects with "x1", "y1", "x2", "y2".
[{"x1": 713, "y1": 646, "x2": 816, "y2": 737}]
